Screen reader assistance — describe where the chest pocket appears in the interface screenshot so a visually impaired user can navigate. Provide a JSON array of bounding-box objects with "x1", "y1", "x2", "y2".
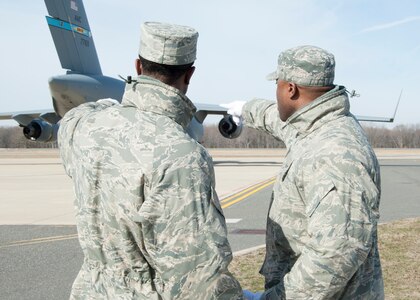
[{"x1": 305, "y1": 175, "x2": 336, "y2": 218}]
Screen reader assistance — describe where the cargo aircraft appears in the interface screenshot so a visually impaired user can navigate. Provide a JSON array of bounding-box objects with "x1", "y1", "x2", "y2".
[{"x1": 0, "y1": 0, "x2": 401, "y2": 143}]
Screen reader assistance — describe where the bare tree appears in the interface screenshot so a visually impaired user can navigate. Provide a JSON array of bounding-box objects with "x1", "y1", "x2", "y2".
[
  {"x1": 0, "y1": 126, "x2": 57, "y2": 148},
  {"x1": 202, "y1": 123, "x2": 420, "y2": 149},
  {"x1": 362, "y1": 124, "x2": 420, "y2": 148},
  {"x1": 1, "y1": 124, "x2": 420, "y2": 149},
  {"x1": 202, "y1": 125, "x2": 285, "y2": 148}
]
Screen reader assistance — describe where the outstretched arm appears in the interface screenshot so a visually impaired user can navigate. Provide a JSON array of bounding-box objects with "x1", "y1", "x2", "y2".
[{"x1": 242, "y1": 99, "x2": 286, "y2": 141}]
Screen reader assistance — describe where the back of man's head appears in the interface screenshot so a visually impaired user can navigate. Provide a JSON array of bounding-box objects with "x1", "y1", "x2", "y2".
[
  {"x1": 138, "y1": 22, "x2": 198, "y2": 85},
  {"x1": 139, "y1": 56, "x2": 194, "y2": 85}
]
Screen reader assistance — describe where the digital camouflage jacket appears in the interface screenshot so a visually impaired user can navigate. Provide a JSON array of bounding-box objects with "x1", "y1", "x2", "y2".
[
  {"x1": 242, "y1": 85, "x2": 384, "y2": 299},
  {"x1": 58, "y1": 75, "x2": 242, "y2": 299}
]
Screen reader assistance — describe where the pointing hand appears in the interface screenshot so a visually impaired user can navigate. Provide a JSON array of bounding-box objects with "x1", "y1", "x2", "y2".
[{"x1": 220, "y1": 101, "x2": 246, "y2": 119}]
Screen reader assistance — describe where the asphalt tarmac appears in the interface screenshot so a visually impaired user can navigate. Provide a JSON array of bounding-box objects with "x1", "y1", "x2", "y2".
[{"x1": 0, "y1": 148, "x2": 419, "y2": 299}]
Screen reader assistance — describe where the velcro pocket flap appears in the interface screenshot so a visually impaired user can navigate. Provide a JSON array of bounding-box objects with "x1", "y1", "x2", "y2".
[{"x1": 305, "y1": 176, "x2": 335, "y2": 217}]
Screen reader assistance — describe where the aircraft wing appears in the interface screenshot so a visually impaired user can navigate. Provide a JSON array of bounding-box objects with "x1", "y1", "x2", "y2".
[
  {"x1": 194, "y1": 103, "x2": 227, "y2": 122},
  {"x1": 195, "y1": 103, "x2": 227, "y2": 114},
  {"x1": 0, "y1": 110, "x2": 59, "y2": 126},
  {"x1": 354, "y1": 89, "x2": 402, "y2": 123},
  {"x1": 354, "y1": 115, "x2": 395, "y2": 123},
  {"x1": 194, "y1": 103, "x2": 400, "y2": 123}
]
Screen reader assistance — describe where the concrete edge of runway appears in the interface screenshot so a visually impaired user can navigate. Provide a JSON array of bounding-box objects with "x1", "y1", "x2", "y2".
[{"x1": 233, "y1": 244, "x2": 266, "y2": 257}]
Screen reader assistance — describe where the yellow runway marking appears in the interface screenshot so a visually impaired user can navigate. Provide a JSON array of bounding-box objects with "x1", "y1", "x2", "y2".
[
  {"x1": 221, "y1": 177, "x2": 275, "y2": 209},
  {"x1": 1, "y1": 178, "x2": 276, "y2": 248},
  {"x1": 0, "y1": 234, "x2": 79, "y2": 249}
]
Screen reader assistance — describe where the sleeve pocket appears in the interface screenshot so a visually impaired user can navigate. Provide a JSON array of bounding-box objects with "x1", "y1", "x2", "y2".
[
  {"x1": 281, "y1": 160, "x2": 293, "y2": 182},
  {"x1": 305, "y1": 177, "x2": 335, "y2": 218}
]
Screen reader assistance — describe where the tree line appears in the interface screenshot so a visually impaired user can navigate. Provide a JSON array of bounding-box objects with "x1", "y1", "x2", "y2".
[
  {"x1": 0, "y1": 126, "x2": 58, "y2": 148},
  {"x1": 202, "y1": 124, "x2": 420, "y2": 148},
  {"x1": 0, "y1": 124, "x2": 419, "y2": 149}
]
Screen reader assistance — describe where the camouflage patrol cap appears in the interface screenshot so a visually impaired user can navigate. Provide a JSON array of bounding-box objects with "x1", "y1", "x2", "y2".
[
  {"x1": 267, "y1": 45, "x2": 335, "y2": 86},
  {"x1": 139, "y1": 22, "x2": 198, "y2": 66}
]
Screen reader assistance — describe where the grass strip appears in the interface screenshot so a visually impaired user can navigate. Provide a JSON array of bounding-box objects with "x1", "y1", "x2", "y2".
[{"x1": 230, "y1": 217, "x2": 420, "y2": 298}]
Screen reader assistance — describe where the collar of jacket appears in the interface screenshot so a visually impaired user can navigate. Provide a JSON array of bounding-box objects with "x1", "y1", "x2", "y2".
[
  {"x1": 121, "y1": 75, "x2": 197, "y2": 129},
  {"x1": 281, "y1": 85, "x2": 350, "y2": 146}
]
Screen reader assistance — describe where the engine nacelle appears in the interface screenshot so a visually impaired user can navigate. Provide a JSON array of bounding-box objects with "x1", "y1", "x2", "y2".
[
  {"x1": 186, "y1": 116, "x2": 204, "y2": 143},
  {"x1": 23, "y1": 119, "x2": 59, "y2": 142},
  {"x1": 218, "y1": 115, "x2": 243, "y2": 139}
]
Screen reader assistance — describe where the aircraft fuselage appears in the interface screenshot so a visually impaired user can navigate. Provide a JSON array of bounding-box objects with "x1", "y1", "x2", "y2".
[{"x1": 49, "y1": 73, "x2": 125, "y2": 118}]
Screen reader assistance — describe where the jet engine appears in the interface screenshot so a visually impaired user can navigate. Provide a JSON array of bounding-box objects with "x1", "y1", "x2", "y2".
[
  {"x1": 218, "y1": 115, "x2": 243, "y2": 139},
  {"x1": 23, "y1": 119, "x2": 59, "y2": 142}
]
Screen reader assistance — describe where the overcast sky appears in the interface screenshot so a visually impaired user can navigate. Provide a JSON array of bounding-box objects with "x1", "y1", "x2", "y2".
[{"x1": 1, "y1": 0, "x2": 419, "y2": 127}]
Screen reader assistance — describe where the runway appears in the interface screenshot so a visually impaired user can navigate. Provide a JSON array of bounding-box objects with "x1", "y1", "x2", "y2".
[
  {"x1": 223, "y1": 152, "x2": 420, "y2": 253},
  {"x1": 0, "y1": 148, "x2": 419, "y2": 299}
]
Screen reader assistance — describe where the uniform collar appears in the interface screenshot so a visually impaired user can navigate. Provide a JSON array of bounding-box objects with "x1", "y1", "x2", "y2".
[
  {"x1": 282, "y1": 85, "x2": 350, "y2": 146},
  {"x1": 121, "y1": 75, "x2": 196, "y2": 129}
]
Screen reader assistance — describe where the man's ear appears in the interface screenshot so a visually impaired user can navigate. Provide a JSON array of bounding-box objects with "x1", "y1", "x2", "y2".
[
  {"x1": 289, "y1": 82, "x2": 299, "y2": 99},
  {"x1": 135, "y1": 58, "x2": 142, "y2": 75},
  {"x1": 184, "y1": 66, "x2": 195, "y2": 85}
]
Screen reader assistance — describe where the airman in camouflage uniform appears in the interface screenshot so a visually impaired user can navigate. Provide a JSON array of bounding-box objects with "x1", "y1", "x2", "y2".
[
  {"x1": 234, "y1": 46, "x2": 384, "y2": 299},
  {"x1": 58, "y1": 22, "x2": 242, "y2": 299}
]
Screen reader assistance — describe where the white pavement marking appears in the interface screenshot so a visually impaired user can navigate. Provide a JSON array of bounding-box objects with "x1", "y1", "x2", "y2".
[{"x1": 226, "y1": 218, "x2": 242, "y2": 224}]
